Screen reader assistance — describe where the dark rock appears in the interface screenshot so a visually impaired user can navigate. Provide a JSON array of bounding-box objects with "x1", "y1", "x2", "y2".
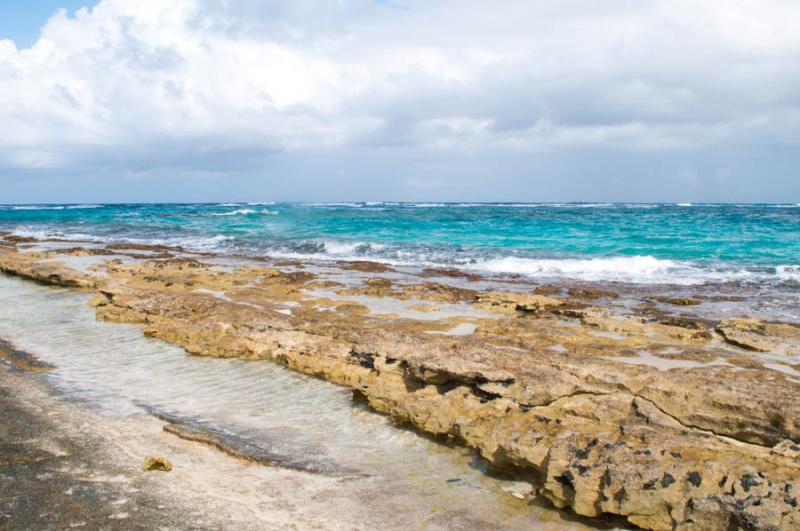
[
  {"x1": 555, "y1": 470, "x2": 575, "y2": 490},
  {"x1": 567, "y1": 288, "x2": 618, "y2": 300},
  {"x1": 647, "y1": 296, "x2": 702, "y2": 306},
  {"x1": 741, "y1": 475, "x2": 761, "y2": 492},
  {"x1": 687, "y1": 471, "x2": 702, "y2": 487}
]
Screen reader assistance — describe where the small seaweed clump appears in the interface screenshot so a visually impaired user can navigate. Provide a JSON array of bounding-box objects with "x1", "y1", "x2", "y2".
[{"x1": 143, "y1": 455, "x2": 172, "y2": 472}]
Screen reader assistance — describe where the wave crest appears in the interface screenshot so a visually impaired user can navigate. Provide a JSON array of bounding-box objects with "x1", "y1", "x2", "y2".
[{"x1": 469, "y1": 255, "x2": 694, "y2": 284}]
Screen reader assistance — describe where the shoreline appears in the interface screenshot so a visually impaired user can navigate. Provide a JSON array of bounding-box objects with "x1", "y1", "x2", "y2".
[
  {"x1": 4, "y1": 224, "x2": 800, "y2": 291},
  {"x1": 2, "y1": 350, "x2": 554, "y2": 530},
  {"x1": 1, "y1": 234, "x2": 799, "y2": 529},
  {"x1": 0, "y1": 350, "x2": 354, "y2": 529}
]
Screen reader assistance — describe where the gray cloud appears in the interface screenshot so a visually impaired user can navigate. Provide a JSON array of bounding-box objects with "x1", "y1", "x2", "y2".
[{"x1": 0, "y1": 0, "x2": 799, "y2": 202}]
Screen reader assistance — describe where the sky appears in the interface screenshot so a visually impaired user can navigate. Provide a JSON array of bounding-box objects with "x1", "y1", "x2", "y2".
[{"x1": 0, "y1": 0, "x2": 798, "y2": 203}]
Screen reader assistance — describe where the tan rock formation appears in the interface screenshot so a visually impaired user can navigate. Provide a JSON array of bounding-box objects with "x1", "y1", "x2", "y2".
[
  {"x1": 718, "y1": 318, "x2": 800, "y2": 355},
  {"x1": 1, "y1": 239, "x2": 799, "y2": 529}
]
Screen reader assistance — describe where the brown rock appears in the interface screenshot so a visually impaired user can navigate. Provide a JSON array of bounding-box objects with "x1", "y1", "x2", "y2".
[
  {"x1": 339, "y1": 261, "x2": 394, "y2": 273},
  {"x1": 533, "y1": 284, "x2": 561, "y2": 296},
  {"x1": 567, "y1": 288, "x2": 618, "y2": 300},
  {"x1": 420, "y1": 268, "x2": 482, "y2": 282},
  {"x1": 648, "y1": 296, "x2": 702, "y2": 306},
  {"x1": 717, "y1": 318, "x2": 800, "y2": 355},
  {"x1": 473, "y1": 292, "x2": 562, "y2": 314}
]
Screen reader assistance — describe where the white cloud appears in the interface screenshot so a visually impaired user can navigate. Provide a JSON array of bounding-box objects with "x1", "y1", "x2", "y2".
[{"x1": 0, "y1": 0, "x2": 799, "y2": 194}]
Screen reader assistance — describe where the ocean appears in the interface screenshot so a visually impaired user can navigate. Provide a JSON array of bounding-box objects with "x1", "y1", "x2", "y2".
[{"x1": 1, "y1": 202, "x2": 799, "y2": 286}]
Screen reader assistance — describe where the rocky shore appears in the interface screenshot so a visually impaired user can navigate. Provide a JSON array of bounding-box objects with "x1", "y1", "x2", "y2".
[
  {"x1": 1, "y1": 234, "x2": 799, "y2": 530},
  {"x1": 3, "y1": 336, "x2": 562, "y2": 530}
]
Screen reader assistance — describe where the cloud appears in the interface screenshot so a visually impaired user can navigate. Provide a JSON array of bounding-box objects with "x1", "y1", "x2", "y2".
[{"x1": 0, "y1": 0, "x2": 799, "y2": 201}]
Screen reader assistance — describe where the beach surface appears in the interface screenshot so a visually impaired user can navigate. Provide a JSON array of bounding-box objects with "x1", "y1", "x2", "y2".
[
  {"x1": 3, "y1": 350, "x2": 571, "y2": 530},
  {"x1": 1, "y1": 232, "x2": 799, "y2": 529}
]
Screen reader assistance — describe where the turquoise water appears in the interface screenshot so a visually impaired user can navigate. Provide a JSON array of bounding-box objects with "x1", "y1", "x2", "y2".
[{"x1": 1, "y1": 202, "x2": 799, "y2": 285}]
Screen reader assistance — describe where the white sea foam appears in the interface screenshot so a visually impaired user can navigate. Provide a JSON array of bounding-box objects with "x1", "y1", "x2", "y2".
[
  {"x1": 262, "y1": 242, "x2": 727, "y2": 285},
  {"x1": 9, "y1": 226, "x2": 233, "y2": 253},
  {"x1": 11, "y1": 205, "x2": 65, "y2": 210},
  {"x1": 207, "y1": 208, "x2": 277, "y2": 216},
  {"x1": 676, "y1": 203, "x2": 693, "y2": 207},
  {"x1": 208, "y1": 208, "x2": 257, "y2": 216},
  {"x1": 10, "y1": 227, "x2": 99, "y2": 241},
  {"x1": 169, "y1": 234, "x2": 234, "y2": 251},
  {"x1": 258, "y1": 240, "x2": 392, "y2": 263},
  {"x1": 237, "y1": 238, "x2": 799, "y2": 285},
  {"x1": 466, "y1": 255, "x2": 702, "y2": 284},
  {"x1": 323, "y1": 241, "x2": 362, "y2": 255},
  {"x1": 6, "y1": 204, "x2": 102, "y2": 210},
  {"x1": 329, "y1": 241, "x2": 385, "y2": 255},
  {"x1": 304, "y1": 202, "x2": 363, "y2": 207},
  {"x1": 777, "y1": 265, "x2": 800, "y2": 281},
  {"x1": 501, "y1": 202, "x2": 616, "y2": 208},
  {"x1": 499, "y1": 203, "x2": 572, "y2": 208}
]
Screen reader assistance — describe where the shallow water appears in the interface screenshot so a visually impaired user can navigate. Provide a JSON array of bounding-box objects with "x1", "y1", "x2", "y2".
[
  {"x1": 2, "y1": 202, "x2": 799, "y2": 286},
  {"x1": 0, "y1": 276, "x2": 594, "y2": 529}
]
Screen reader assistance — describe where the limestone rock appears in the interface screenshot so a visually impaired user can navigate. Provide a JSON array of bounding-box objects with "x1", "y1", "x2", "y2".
[
  {"x1": 473, "y1": 292, "x2": 562, "y2": 314},
  {"x1": 567, "y1": 288, "x2": 618, "y2": 299},
  {"x1": 718, "y1": 318, "x2": 799, "y2": 355},
  {"x1": 648, "y1": 296, "x2": 702, "y2": 306},
  {"x1": 2, "y1": 240, "x2": 799, "y2": 529}
]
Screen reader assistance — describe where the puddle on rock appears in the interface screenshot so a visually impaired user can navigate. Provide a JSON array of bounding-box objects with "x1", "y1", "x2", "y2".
[{"x1": 603, "y1": 350, "x2": 733, "y2": 371}]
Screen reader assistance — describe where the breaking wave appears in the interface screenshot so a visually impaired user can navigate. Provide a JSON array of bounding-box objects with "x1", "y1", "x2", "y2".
[
  {"x1": 251, "y1": 240, "x2": 790, "y2": 286},
  {"x1": 9, "y1": 226, "x2": 233, "y2": 253},
  {"x1": 206, "y1": 208, "x2": 277, "y2": 216}
]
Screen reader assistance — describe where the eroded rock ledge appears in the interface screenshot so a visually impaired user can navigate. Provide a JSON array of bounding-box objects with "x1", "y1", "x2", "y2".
[{"x1": 1, "y1": 240, "x2": 799, "y2": 530}]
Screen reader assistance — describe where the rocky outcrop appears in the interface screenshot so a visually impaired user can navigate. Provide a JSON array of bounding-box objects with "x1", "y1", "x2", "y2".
[
  {"x1": 339, "y1": 261, "x2": 395, "y2": 273},
  {"x1": 473, "y1": 291, "x2": 563, "y2": 314},
  {"x1": 717, "y1": 318, "x2": 800, "y2": 355},
  {"x1": 648, "y1": 296, "x2": 702, "y2": 306},
  {"x1": 0, "y1": 251, "x2": 96, "y2": 289},
  {"x1": 1, "y1": 241, "x2": 799, "y2": 529}
]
